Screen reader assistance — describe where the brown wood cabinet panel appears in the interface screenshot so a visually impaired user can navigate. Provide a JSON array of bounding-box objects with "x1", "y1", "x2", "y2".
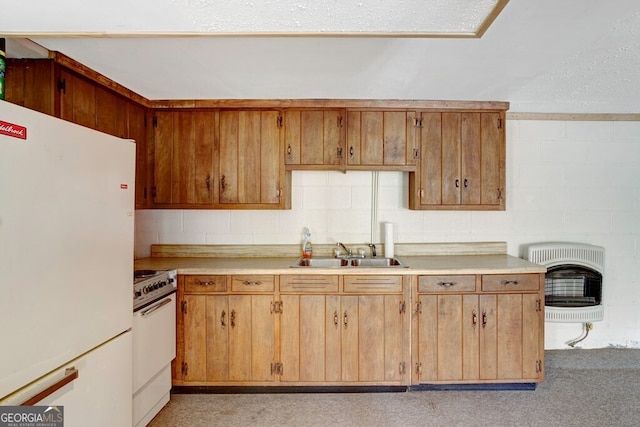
[
  {"x1": 182, "y1": 294, "x2": 207, "y2": 382},
  {"x1": 285, "y1": 110, "x2": 345, "y2": 167},
  {"x1": 58, "y1": 68, "x2": 96, "y2": 129},
  {"x1": 230, "y1": 275, "x2": 275, "y2": 292},
  {"x1": 5, "y1": 59, "x2": 55, "y2": 115},
  {"x1": 461, "y1": 112, "x2": 481, "y2": 205},
  {"x1": 478, "y1": 294, "x2": 497, "y2": 380},
  {"x1": 280, "y1": 275, "x2": 339, "y2": 293},
  {"x1": 346, "y1": 111, "x2": 412, "y2": 167},
  {"x1": 193, "y1": 111, "x2": 217, "y2": 204},
  {"x1": 441, "y1": 112, "x2": 461, "y2": 205},
  {"x1": 219, "y1": 110, "x2": 285, "y2": 207},
  {"x1": 171, "y1": 112, "x2": 196, "y2": 204},
  {"x1": 482, "y1": 274, "x2": 540, "y2": 292},
  {"x1": 184, "y1": 275, "x2": 227, "y2": 293},
  {"x1": 418, "y1": 275, "x2": 476, "y2": 293},
  {"x1": 343, "y1": 275, "x2": 403, "y2": 293},
  {"x1": 206, "y1": 295, "x2": 230, "y2": 381},
  {"x1": 127, "y1": 102, "x2": 149, "y2": 208},
  {"x1": 415, "y1": 273, "x2": 543, "y2": 384},
  {"x1": 340, "y1": 295, "x2": 359, "y2": 382},
  {"x1": 481, "y1": 112, "x2": 503, "y2": 205},
  {"x1": 300, "y1": 111, "x2": 325, "y2": 165},
  {"x1": 409, "y1": 110, "x2": 505, "y2": 210},
  {"x1": 417, "y1": 112, "x2": 443, "y2": 205},
  {"x1": 95, "y1": 86, "x2": 126, "y2": 138},
  {"x1": 152, "y1": 111, "x2": 173, "y2": 204}
]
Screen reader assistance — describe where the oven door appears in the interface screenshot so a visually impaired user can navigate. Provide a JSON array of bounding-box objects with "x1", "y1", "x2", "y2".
[{"x1": 132, "y1": 292, "x2": 176, "y2": 393}]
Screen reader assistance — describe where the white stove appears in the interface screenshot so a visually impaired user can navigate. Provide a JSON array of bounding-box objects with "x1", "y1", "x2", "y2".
[{"x1": 132, "y1": 269, "x2": 177, "y2": 426}]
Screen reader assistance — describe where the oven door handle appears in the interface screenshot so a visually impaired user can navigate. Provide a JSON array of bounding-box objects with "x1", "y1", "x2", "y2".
[{"x1": 141, "y1": 297, "x2": 173, "y2": 317}]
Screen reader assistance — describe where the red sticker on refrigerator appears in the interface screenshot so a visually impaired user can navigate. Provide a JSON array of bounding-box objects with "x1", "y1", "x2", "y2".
[{"x1": 0, "y1": 120, "x2": 27, "y2": 139}]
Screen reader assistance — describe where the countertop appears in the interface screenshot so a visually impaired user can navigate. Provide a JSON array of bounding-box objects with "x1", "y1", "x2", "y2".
[{"x1": 134, "y1": 254, "x2": 546, "y2": 275}]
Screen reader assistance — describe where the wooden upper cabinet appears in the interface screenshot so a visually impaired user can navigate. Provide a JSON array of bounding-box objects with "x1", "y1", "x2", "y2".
[
  {"x1": 5, "y1": 59, "x2": 56, "y2": 115},
  {"x1": 95, "y1": 86, "x2": 127, "y2": 138},
  {"x1": 409, "y1": 111, "x2": 505, "y2": 210},
  {"x1": 58, "y1": 68, "x2": 96, "y2": 129},
  {"x1": 152, "y1": 110, "x2": 216, "y2": 206},
  {"x1": 219, "y1": 110, "x2": 288, "y2": 208},
  {"x1": 284, "y1": 110, "x2": 345, "y2": 169},
  {"x1": 127, "y1": 102, "x2": 150, "y2": 208},
  {"x1": 346, "y1": 111, "x2": 418, "y2": 169}
]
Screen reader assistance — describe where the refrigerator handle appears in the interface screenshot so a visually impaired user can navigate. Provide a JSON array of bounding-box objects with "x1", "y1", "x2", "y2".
[{"x1": 20, "y1": 367, "x2": 79, "y2": 406}]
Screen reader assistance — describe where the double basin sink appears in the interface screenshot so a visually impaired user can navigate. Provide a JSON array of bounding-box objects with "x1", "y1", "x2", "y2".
[{"x1": 291, "y1": 257, "x2": 408, "y2": 268}]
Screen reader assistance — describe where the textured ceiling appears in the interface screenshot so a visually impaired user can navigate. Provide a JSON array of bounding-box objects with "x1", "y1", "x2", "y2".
[
  {"x1": 3, "y1": 0, "x2": 640, "y2": 113},
  {"x1": 3, "y1": 0, "x2": 503, "y2": 35}
]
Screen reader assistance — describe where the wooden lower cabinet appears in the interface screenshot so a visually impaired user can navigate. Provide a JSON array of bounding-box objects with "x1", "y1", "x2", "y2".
[
  {"x1": 174, "y1": 275, "x2": 277, "y2": 385},
  {"x1": 278, "y1": 275, "x2": 409, "y2": 385},
  {"x1": 279, "y1": 293, "x2": 406, "y2": 384},
  {"x1": 175, "y1": 272, "x2": 543, "y2": 388},
  {"x1": 413, "y1": 274, "x2": 544, "y2": 385}
]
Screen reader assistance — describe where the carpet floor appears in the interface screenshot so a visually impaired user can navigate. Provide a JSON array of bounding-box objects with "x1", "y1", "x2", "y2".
[{"x1": 149, "y1": 348, "x2": 640, "y2": 427}]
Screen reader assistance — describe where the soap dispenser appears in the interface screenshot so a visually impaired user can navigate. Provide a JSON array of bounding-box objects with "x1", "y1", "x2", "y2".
[{"x1": 302, "y1": 227, "x2": 313, "y2": 259}]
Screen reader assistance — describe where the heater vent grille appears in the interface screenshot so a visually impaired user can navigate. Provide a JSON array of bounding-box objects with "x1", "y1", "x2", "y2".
[{"x1": 524, "y1": 242, "x2": 604, "y2": 323}]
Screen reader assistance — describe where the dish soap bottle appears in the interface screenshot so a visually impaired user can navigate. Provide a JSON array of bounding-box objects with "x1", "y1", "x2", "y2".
[{"x1": 302, "y1": 227, "x2": 313, "y2": 259}]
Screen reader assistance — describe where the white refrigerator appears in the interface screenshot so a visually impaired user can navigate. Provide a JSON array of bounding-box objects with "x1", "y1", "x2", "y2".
[{"x1": 0, "y1": 101, "x2": 135, "y2": 427}]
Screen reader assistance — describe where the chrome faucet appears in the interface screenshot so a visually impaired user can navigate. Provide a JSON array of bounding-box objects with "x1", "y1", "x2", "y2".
[
  {"x1": 368, "y1": 243, "x2": 377, "y2": 258},
  {"x1": 336, "y1": 242, "x2": 351, "y2": 257}
]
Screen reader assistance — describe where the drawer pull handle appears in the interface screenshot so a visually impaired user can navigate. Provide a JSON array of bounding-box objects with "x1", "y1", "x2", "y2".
[
  {"x1": 243, "y1": 280, "x2": 263, "y2": 286},
  {"x1": 197, "y1": 281, "x2": 215, "y2": 286},
  {"x1": 500, "y1": 280, "x2": 520, "y2": 286},
  {"x1": 438, "y1": 282, "x2": 456, "y2": 288}
]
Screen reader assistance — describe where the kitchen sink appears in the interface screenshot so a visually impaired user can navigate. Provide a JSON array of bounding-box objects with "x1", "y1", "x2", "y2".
[
  {"x1": 290, "y1": 257, "x2": 407, "y2": 268},
  {"x1": 349, "y1": 258, "x2": 407, "y2": 267},
  {"x1": 292, "y1": 257, "x2": 350, "y2": 268}
]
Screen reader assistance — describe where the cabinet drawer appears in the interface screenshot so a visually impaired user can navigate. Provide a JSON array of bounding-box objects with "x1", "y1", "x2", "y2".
[
  {"x1": 183, "y1": 275, "x2": 227, "y2": 293},
  {"x1": 280, "y1": 275, "x2": 339, "y2": 293},
  {"x1": 230, "y1": 275, "x2": 275, "y2": 292},
  {"x1": 343, "y1": 276, "x2": 403, "y2": 293},
  {"x1": 482, "y1": 274, "x2": 540, "y2": 292},
  {"x1": 418, "y1": 275, "x2": 476, "y2": 293}
]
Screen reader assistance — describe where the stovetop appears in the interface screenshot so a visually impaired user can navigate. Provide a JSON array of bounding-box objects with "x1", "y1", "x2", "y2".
[{"x1": 133, "y1": 269, "x2": 177, "y2": 311}]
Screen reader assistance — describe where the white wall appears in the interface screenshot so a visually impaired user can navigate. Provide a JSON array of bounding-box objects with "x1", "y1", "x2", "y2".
[{"x1": 135, "y1": 119, "x2": 640, "y2": 350}]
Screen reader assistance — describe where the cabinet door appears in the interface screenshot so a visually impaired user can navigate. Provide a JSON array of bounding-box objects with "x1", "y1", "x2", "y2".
[
  {"x1": 341, "y1": 294, "x2": 405, "y2": 383},
  {"x1": 409, "y1": 111, "x2": 505, "y2": 210},
  {"x1": 483, "y1": 293, "x2": 543, "y2": 381},
  {"x1": 95, "y1": 86, "x2": 127, "y2": 138},
  {"x1": 152, "y1": 110, "x2": 216, "y2": 205},
  {"x1": 181, "y1": 294, "x2": 208, "y2": 382},
  {"x1": 5, "y1": 58, "x2": 55, "y2": 115},
  {"x1": 417, "y1": 294, "x2": 479, "y2": 382},
  {"x1": 284, "y1": 110, "x2": 345, "y2": 167},
  {"x1": 152, "y1": 111, "x2": 173, "y2": 204},
  {"x1": 58, "y1": 68, "x2": 96, "y2": 129},
  {"x1": 417, "y1": 290, "x2": 543, "y2": 384},
  {"x1": 280, "y1": 294, "x2": 341, "y2": 382},
  {"x1": 127, "y1": 102, "x2": 150, "y2": 208},
  {"x1": 228, "y1": 294, "x2": 275, "y2": 382},
  {"x1": 219, "y1": 110, "x2": 284, "y2": 206},
  {"x1": 346, "y1": 111, "x2": 412, "y2": 167}
]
